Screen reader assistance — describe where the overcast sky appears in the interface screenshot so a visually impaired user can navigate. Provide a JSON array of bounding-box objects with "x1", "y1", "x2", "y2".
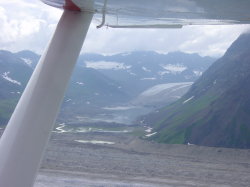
[{"x1": 1, "y1": 0, "x2": 249, "y2": 57}]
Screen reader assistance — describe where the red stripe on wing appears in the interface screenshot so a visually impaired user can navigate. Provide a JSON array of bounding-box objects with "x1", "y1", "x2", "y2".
[{"x1": 63, "y1": 0, "x2": 81, "y2": 11}]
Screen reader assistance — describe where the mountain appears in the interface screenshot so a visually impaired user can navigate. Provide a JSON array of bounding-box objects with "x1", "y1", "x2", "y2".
[
  {"x1": 79, "y1": 51, "x2": 215, "y2": 96},
  {"x1": 60, "y1": 66, "x2": 131, "y2": 121},
  {"x1": 143, "y1": 33, "x2": 250, "y2": 149},
  {"x1": 0, "y1": 50, "x2": 130, "y2": 124},
  {"x1": 0, "y1": 50, "x2": 215, "y2": 125},
  {"x1": 0, "y1": 50, "x2": 35, "y2": 124},
  {"x1": 15, "y1": 50, "x2": 40, "y2": 69}
]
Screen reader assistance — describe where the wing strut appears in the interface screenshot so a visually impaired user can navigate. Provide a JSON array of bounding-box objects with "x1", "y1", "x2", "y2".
[
  {"x1": 0, "y1": 9, "x2": 93, "y2": 187},
  {"x1": 96, "y1": 0, "x2": 108, "y2": 28}
]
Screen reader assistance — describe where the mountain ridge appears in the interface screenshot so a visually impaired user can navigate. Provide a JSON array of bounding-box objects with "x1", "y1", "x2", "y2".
[
  {"x1": 0, "y1": 50, "x2": 215, "y2": 125},
  {"x1": 143, "y1": 33, "x2": 250, "y2": 149}
]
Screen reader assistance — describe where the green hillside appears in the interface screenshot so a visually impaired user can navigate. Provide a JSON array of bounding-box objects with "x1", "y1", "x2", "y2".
[{"x1": 145, "y1": 33, "x2": 250, "y2": 148}]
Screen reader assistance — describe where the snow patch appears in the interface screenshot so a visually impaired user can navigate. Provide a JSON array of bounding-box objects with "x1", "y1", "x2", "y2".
[
  {"x1": 85, "y1": 61, "x2": 131, "y2": 70},
  {"x1": 2, "y1": 72, "x2": 21, "y2": 86},
  {"x1": 142, "y1": 66, "x2": 151, "y2": 72},
  {"x1": 75, "y1": 140, "x2": 115, "y2": 145},
  {"x1": 145, "y1": 132, "x2": 157, "y2": 137},
  {"x1": 76, "y1": 82, "x2": 84, "y2": 85},
  {"x1": 193, "y1": 70, "x2": 203, "y2": 76},
  {"x1": 140, "y1": 77, "x2": 156, "y2": 80},
  {"x1": 21, "y1": 58, "x2": 32, "y2": 66},
  {"x1": 183, "y1": 96, "x2": 194, "y2": 104},
  {"x1": 161, "y1": 64, "x2": 187, "y2": 74},
  {"x1": 145, "y1": 127, "x2": 153, "y2": 133},
  {"x1": 10, "y1": 91, "x2": 21, "y2": 95}
]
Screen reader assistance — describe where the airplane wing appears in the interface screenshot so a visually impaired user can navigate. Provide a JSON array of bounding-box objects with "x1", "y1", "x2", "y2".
[
  {"x1": 0, "y1": 0, "x2": 249, "y2": 187},
  {"x1": 42, "y1": 0, "x2": 250, "y2": 28}
]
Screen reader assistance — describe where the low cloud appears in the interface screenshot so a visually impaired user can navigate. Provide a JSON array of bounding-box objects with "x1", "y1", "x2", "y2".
[
  {"x1": 84, "y1": 24, "x2": 249, "y2": 57},
  {"x1": 0, "y1": 0, "x2": 61, "y2": 53}
]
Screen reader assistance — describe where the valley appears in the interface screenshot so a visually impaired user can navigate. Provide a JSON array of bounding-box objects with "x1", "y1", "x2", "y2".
[
  {"x1": 1, "y1": 41, "x2": 250, "y2": 186},
  {"x1": 2, "y1": 122, "x2": 250, "y2": 187},
  {"x1": 0, "y1": 50, "x2": 213, "y2": 125}
]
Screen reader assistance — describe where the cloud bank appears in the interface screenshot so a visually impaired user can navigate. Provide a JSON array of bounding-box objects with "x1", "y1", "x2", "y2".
[{"x1": 0, "y1": 0, "x2": 249, "y2": 57}]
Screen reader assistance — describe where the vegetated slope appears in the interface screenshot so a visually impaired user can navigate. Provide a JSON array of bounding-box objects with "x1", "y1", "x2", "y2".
[{"x1": 144, "y1": 33, "x2": 250, "y2": 149}]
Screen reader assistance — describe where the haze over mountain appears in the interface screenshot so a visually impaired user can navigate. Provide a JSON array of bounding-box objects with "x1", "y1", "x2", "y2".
[
  {"x1": 80, "y1": 51, "x2": 213, "y2": 96},
  {"x1": 142, "y1": 33, "x2": 250, "y2": 149},
  {"x1": 0, "y1": 50, "x2": 215, "y2": 125}
]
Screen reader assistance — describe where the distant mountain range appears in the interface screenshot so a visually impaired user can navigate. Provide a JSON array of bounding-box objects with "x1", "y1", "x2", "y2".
[
  {"x1": 79, "y1": 51, "x2": 214, "y2": 96},
  {"x1": 142, "y1": 33, "x2": 250, "y2": 149},
  {"x1": 0, "y1": 50, "x2": 215, "y2": 125}
]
